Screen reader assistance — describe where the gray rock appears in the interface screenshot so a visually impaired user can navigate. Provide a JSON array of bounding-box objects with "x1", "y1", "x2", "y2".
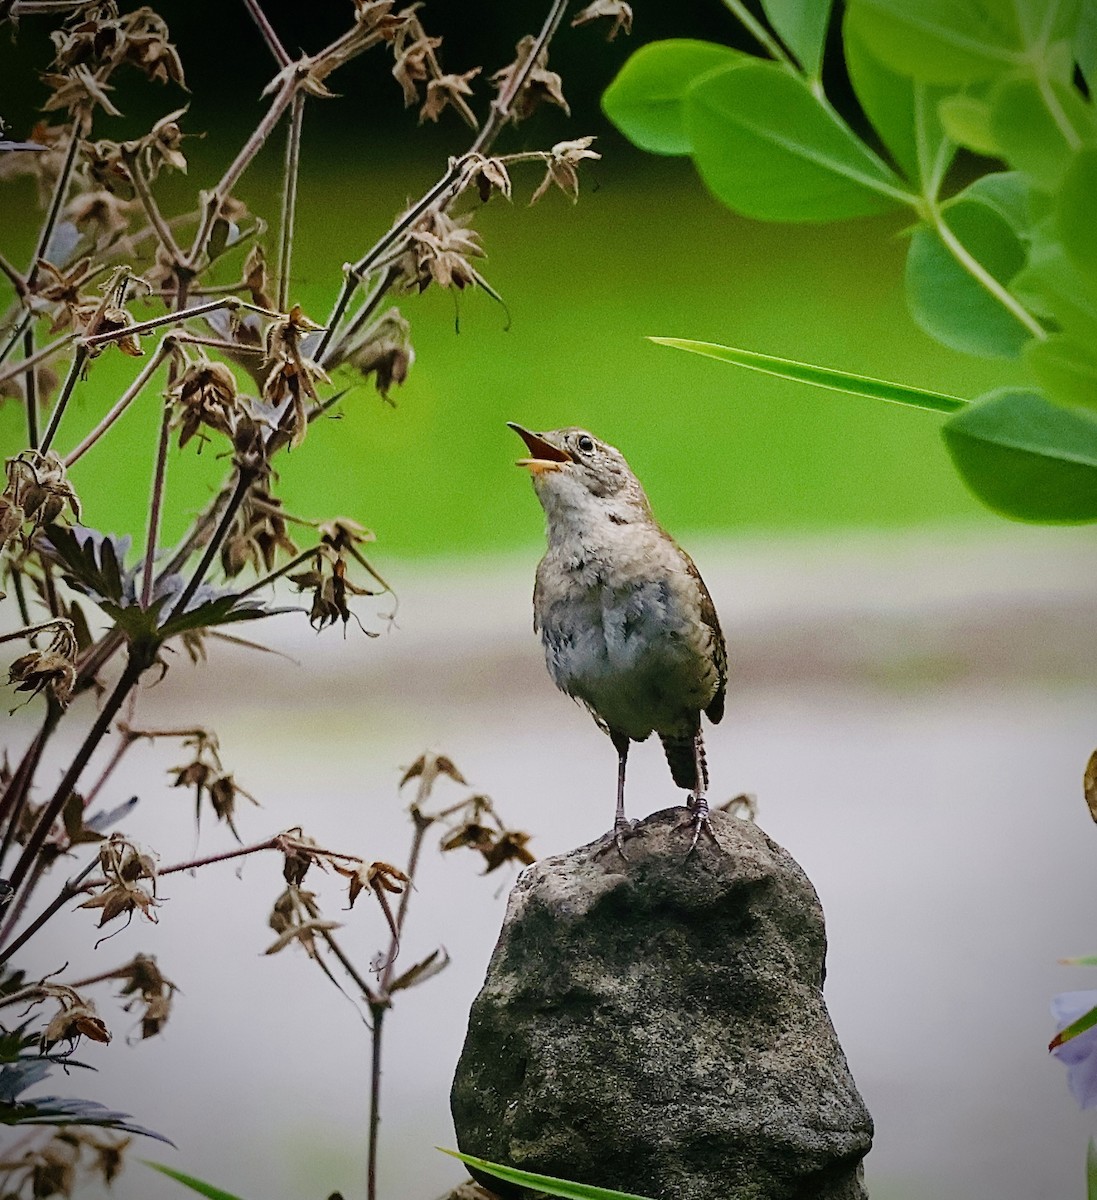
[{"x1": 451, "y1": 808, "x2": 872, "y2": 1200}]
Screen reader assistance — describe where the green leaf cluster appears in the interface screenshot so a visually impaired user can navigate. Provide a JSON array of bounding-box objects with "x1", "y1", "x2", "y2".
[{"x1": 602, "y1": 0, "x2": 1097, "y2": 523}]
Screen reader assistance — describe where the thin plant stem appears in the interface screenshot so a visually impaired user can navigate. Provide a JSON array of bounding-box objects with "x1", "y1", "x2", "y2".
[
  {"x1": 81, "y1": 297, "x2": 273, "y2": 350},
  {"x1": 23, "y1": 328, "x2": 39, "y2": 449},
  {"x1": 166, "y1": 467, "x2": 257, "y2": 619},
  {"x1": 277, "y1": 93, "x2": 305, "y2": 312},
  {"x1": 242, "y1": 0, "x2": 292, "y2": 69},
  {"x1": 0, "y1": 329, "x2": 77, "y2": 390},
  {"x1": 0, "y1": 857, "x2": 101, "y2": 968},
  {"x1": 0, "y1": 856, "x2": 51, "y2": 953},
  {"x1": 140, "y1": 399, "x2": 174, "y2": 609},
  {"x1": 317, "y1": 0, "x2": 571, "y2": 360},
  {"x1": 379, "y1": 805, "x2": 432, "y2": 993},
  {"x1": 123, "y1": 147, "x2": 184, "y2": 263},
  {"x1": 323, "y1": 265, "x2": 398, "y2": 368},
  {"x1": 929, "y1": 203, "x2": 1047, "y2": 340},
  {"x1": 235, "y1": 547, "x2": 317, "y2": 598},
  {"x1": 367, "y1": 1001, "x2": 385, "y2": 1200},
  {"x1": 187, "y1": 76, "x2": 298, "y2": 267},
  {"x1": 719, "y1": 0, "x2": 797, "y2": 67},
  {"x1": 38, "y1": 346, "x2": 87, "y2": 455},
  {"x1": 0, "y1": 311, "x2": 33, "y2": 370},
  {"x1": 28, "y1": 114, "x2": 86, "y2": 280},
  {"x1": 63, "y1": 338, "x2": 173, "y2": 467},
  {"x1": 0, "y1": 251, "x2": 26, "y2": 298},
  {"x1": 81, "y1": 724, "x2": 137, "y2": 808},
  {"x1": 0, "y1": 710, "x2": 58, "y2": 871},
  {"x1": 7, "y1": 654, "x2": 145, "y2": 896}
]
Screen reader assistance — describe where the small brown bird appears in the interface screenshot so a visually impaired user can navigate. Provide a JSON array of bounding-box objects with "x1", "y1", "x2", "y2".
[{"x1": 509, "y1": 423, "x2": 727, "y2": 854}]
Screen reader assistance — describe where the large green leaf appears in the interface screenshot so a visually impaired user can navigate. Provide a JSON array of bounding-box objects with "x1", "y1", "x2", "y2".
[
  {"x1": 1057, "y1": 147, "x2": 1097, "y2": 287},
  {"x1": 942, "y1": 386, "x2": 1097, "y2": 521},
  {"x1": 905, "y1": 198, "x2": 1031, "y2": 358},
  {"x1": 441, "y1": 1149, "x2": 658, "y2": 1200},
  {"x1": 844, "y1": 11, "x2": 955, "y2": 187},
  {"x1": 1025, "y1": 333, "x2": 1097, "y2": 411},
  {"x1": 846, "y1": 0, "x2": 1032, "y2": 84},
  {"x1": 601, "y1": 40, "x2": 746, "y2": 156},
  {"x1": 648, "y1": 337, "x2": 967, "y2": 413},
  {"x1": 683, "y1": 59, "x2": 911, "y2": 221},
  {"x1": 990, "y1": 76, "x2": 1096, "y2": 191},
  {"x1": 760, "y1": 0, "x2": 833, "y2": 78}
]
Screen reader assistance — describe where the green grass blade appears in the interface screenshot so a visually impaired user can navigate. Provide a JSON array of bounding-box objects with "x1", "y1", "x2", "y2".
[
  {"x1": 142, "y1": 1161, "x2": 248, "y2": 1200},
  {"x1": 440, "y1": 1149, "x2": 659, "y2": 1200},
  {"x1": 649, "y1": 336, "x2": 968, "y2": 413},
  {"x1": 1049, "y1": 1002, "x2": 1097, "y2": 1051},
  {"x1": 1087, "y1": 1138, "x2": 1097, "y2": 1200}
]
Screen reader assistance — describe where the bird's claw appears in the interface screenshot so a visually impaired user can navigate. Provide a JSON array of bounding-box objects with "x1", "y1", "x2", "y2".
[
  {"x1": 681, "y1": 796, "x2": 718, "y2": 857},
  {"x1": 595, "y1": 817, "x2": 641, "y2": 861}
]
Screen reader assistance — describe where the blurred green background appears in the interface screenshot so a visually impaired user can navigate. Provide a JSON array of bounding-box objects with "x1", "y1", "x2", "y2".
[{"x1": 1, "y1": 0, "x2": 1022, "y2": 559}]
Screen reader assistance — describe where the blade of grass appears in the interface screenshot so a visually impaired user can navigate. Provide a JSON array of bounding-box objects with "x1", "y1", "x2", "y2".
[
  {"x1": 439, "y1": 1149, "x2": 659, "y2": 1200},
  {"x1": 649, "y1": 336, "x2": 968, "y2": 414},
  {"x1": 142, "y1": 1162, "x2": 247, "y2": 1200},
  {"x1": 1049, "y1": 1001, "x2": 1097, "y2": 1051}
]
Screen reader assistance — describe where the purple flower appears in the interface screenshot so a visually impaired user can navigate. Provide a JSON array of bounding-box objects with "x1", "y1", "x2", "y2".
[{"x1": 1052, "y1": 991, "x2": 1097, "y2": 1109}]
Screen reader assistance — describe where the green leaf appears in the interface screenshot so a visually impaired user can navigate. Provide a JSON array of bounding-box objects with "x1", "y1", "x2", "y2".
[
  {"x1": 942, "y1": 386, "x2": 1097, "y2": 521},
  {"x1": 1025, "y1": 333, "x2": 1097, "y2": 410},
  {"x1": 440, "y1": 1149, "x2": 658, "y2": 1200},
  {"x1": 1088, "y1": 1139, "x2": 1097, "y2": 1200},
  {"x1": 154, "y1": 593, "x2": 286, "y2": 640},
  {"x1": 846, "y1": 0, "x2": 1031, "y2": 84},
  {"x1": 0, "y1": 1088, "x2": 172, "y2": 1142},
  {"x1": 683, "y1": 59, "x2": 911, "y2": 221},
  {"x1": 1060, "y1": 954, "x2": 1097, "y2": 966},
  {"x1": 1050, "y1": 999, "x2": 1097, "y2": 1049},
  {"x1": 648, "y1": 337, "x2": 967, "y2": 412},
  {"x1": 45, "y1": 524, "x2": 133, "y2": 605},
  {"x1": 1014, "y1": 238, "x2": 1097, "y2": 338},
  {"x1": 144, "y1": 1162, "x2": 247, "y2": 1200},
  {"x1": 905, "y1": 199, "x2": 1030, "y2": 358},
  {"x1": 960, "y1": 171, "x2": 1043, "y2": 238},
  {"x1": 844, "y1": 11, "x2": 955, "y2": 187},
  {"x1": 760, "y1": 0, "x2": 833, "y2": 77},
  {"x1": 990, "y1": 76, "x2": 1096, "y2": 191},
  {"x1": 601, "y1": 40, "x2": 746, "y2": 156},
  {"x1": 937, "y1": 94, "x2": 1000, "y2": 157},
  {"x1": 1077, "y1": 0, "x2": 1097, "y2": 91},
  {"x1": 1057, "y1": 147, "x2": 1097, "y2": 287}
]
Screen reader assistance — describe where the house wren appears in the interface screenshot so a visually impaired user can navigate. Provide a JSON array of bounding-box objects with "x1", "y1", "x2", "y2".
[{"x1": 509, "y1": 423, "x2": 727, "y2": 854}]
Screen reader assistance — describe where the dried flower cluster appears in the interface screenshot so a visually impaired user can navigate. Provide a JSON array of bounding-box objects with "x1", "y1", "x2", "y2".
[{"x1": 0, "y1": 0, "x2": 619, "y2": 1194}]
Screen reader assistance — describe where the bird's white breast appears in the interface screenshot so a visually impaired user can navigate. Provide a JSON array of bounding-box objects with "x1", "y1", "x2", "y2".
[{"x1": 535, "y1": 525, "x2": 718, "y2": 741}]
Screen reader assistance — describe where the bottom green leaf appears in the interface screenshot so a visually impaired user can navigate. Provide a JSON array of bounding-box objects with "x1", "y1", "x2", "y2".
[
  {"x1": 143, "y1": 1161, "x2": 247, "y2": 1200},
  {"x1": 942, "y1": 387, "x2": 1097, "y2": 522},
  {"x1": 441, "y1": 1149, "x2": 658, "y2": 1200}
]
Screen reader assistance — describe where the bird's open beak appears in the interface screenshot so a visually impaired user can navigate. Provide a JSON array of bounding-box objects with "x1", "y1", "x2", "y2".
[{"x1": 508, "y1": 422, "x2": 570, "y2": 474}]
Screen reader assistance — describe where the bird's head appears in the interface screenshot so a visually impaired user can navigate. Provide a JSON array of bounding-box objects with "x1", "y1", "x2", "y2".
[{"x1": 507, "y1": 423, "x2": 651, "y2": 529}]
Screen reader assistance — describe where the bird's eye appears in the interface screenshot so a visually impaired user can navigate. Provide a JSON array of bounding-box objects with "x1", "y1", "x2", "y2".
[{"x1": 577, "y1": 435, "x2": 595, "y2": 454}]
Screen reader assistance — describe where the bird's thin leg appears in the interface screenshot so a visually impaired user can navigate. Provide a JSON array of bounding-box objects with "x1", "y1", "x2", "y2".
[
  {"x1": 685, "y1": 730, "x2": 717, "y2": 855},
  {"x1": 597, "y1": 730, "x2": 638, "y2": 860}
]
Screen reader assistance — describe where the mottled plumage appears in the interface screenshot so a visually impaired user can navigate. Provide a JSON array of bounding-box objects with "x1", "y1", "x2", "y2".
[{"x1": 510, "y1": 423, "x2": 727, "y2": 852}]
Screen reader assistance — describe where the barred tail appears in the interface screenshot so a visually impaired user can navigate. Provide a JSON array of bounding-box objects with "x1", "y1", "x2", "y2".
[{"x1": 661, "y1": 730, "x2": 706, "y2": 793}]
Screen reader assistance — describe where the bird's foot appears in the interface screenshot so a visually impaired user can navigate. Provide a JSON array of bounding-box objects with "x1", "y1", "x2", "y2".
[
  {"x1": 595, "y1": 816, "x2": 642, "y2": 861},
  {"x1": 680, "y1": 795, "x2": 719, "y2": 856}
]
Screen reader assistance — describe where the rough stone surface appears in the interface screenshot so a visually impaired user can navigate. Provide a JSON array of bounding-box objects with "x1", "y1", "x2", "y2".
[{"x1": 451, "y1": 808, "x2": 872, "y2": 1200}]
